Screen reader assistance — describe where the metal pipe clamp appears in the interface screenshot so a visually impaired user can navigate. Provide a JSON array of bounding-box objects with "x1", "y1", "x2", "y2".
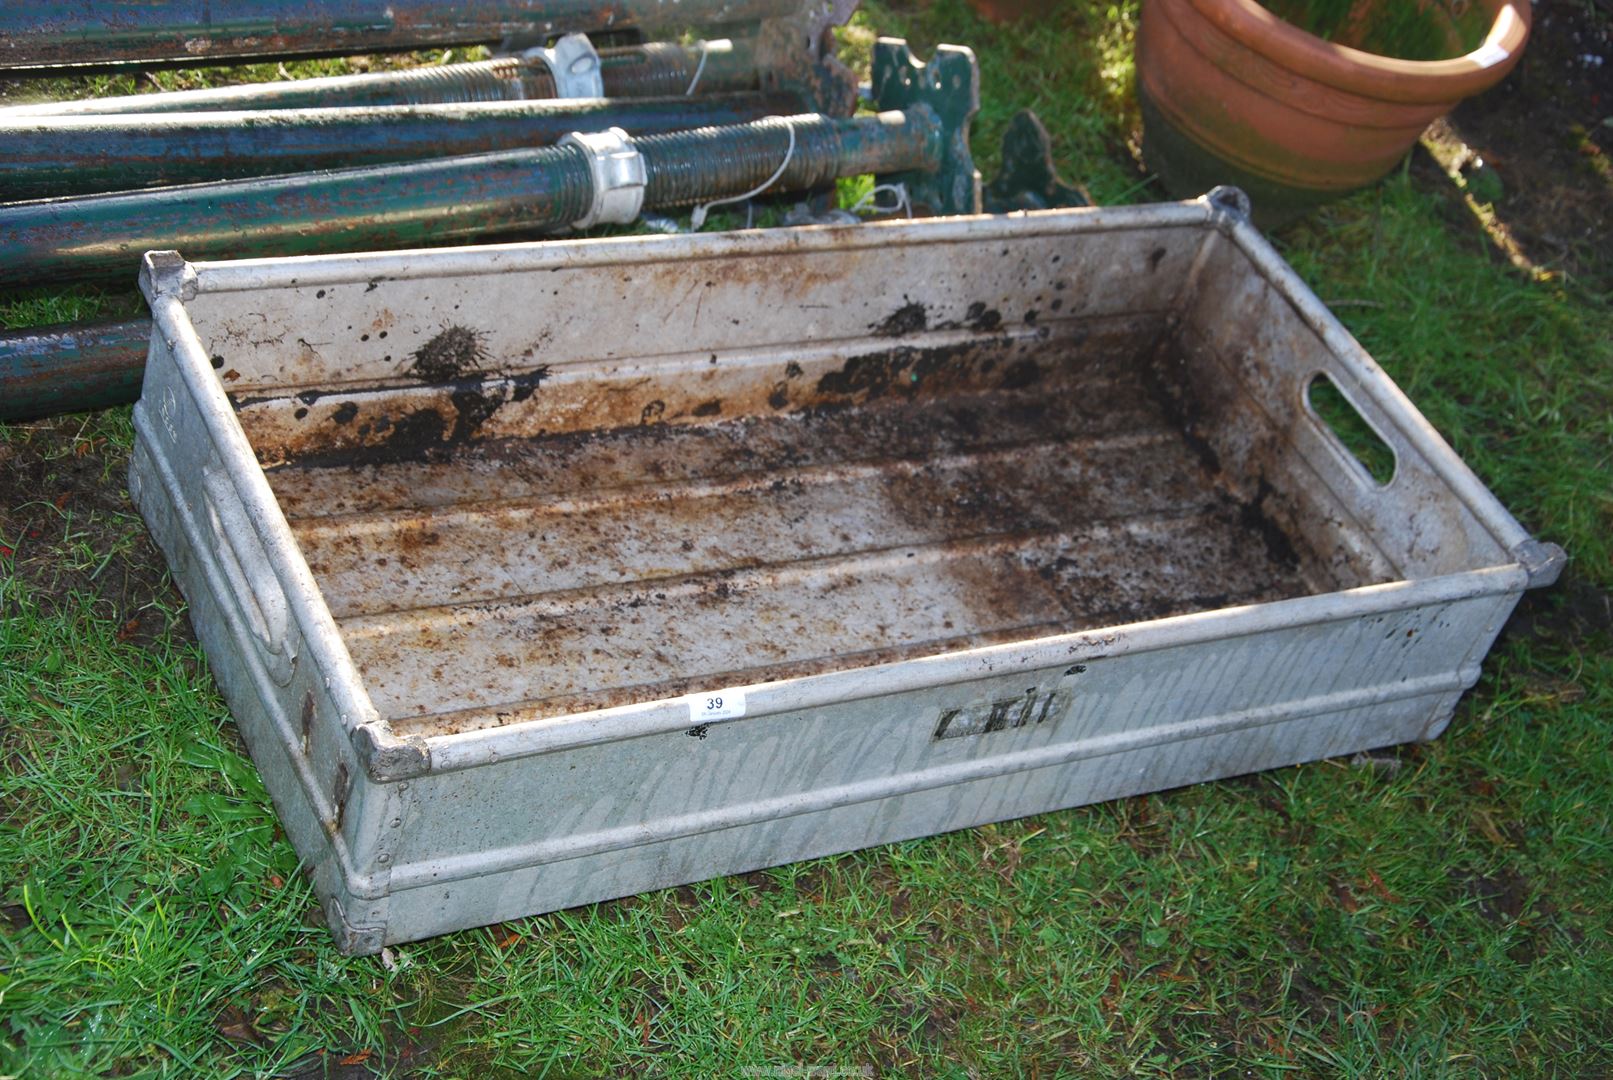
[
  {"x1": 527, "y1": 34, "x2": 603, "y2": 98},
  {"x1": 558, "y1": 126, "x2": 645, "y2": 227}
]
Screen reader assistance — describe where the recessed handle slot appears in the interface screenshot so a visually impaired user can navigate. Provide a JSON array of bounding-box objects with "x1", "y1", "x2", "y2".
[
  {"x1": 1305, "y1": 372, "x2": 1397, "y2": 488},
  {"x1": 202, "y1": 465, "x2": 296, "y2": 684}
]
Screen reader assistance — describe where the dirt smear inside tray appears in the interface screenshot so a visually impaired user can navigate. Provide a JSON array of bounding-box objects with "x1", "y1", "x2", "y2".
[{"x1": 248, "y1": 332, "x2": 1383, "y2": 734}]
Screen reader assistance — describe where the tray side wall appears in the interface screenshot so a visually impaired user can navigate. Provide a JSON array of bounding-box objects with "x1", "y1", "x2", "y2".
[
  {"x1": 1174, "y1": 228, "x2": 1519, "y2": 582},
  {"x1": 181, "y1": 214, "x2": 1207, "y2": 399},
  {"x1": 130, "y1": 293, "x2": 404, "y2": 953},
  {"x1": 375, "y1": 584, "x2": 1520, "y2": 947}
]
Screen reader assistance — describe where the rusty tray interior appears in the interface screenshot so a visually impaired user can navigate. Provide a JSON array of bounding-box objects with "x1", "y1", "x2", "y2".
[{"x1": 226, "y1": 311, "x2": 1393, "y2": 740}]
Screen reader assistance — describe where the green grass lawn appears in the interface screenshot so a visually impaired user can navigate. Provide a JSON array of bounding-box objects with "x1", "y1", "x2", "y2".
[{"x1": 3, "y1": 2, "x2": 1612, "y2": 1075}]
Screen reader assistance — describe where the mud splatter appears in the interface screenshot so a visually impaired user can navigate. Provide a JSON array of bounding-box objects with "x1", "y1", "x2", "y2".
[
  {"x1": 871, "y1": 301, "x2": 928, "y2": 338},
  {"x1": 964, "y1": 302, "x2": 1003, "y2": 332},
  {"x1": 410, "y1": 325, "x2": 488, "y2": 381}
]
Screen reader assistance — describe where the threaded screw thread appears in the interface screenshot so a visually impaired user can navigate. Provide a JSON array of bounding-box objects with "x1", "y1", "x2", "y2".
[
  {"x1": 639, "y1": 119, "x2": 843, "y2": 207},
  {"x1": 639, "y1": 113, "x2": 936, "y2": 208},
  {"x1": 356, "y1": 58, "x2": 543, "y2": 105}
]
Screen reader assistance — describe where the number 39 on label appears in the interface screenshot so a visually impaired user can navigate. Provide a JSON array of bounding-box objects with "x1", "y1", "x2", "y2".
[{"x1": 688, "y1": 688, "x2": 747, "y2": 722}]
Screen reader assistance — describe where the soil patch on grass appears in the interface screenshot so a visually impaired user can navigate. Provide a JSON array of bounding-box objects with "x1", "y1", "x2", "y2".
[
  {"x1": 1500, "y1": 567, "x2": 1613, "y2": 651},
  {"x1": 1431, "y1": 0, "x2": 1613, "y2": 296},
  {"x1": 0, "y1": 414, "x2": 188, "y2": 647}
]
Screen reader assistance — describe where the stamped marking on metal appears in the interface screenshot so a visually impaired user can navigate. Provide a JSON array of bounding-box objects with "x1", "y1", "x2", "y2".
[
  {"x1": 933, "y1": 681, "x2": 1078, "y2": 741},
  {"x1": 688, "y1": 688, "x2": 746, "y2": 723}
]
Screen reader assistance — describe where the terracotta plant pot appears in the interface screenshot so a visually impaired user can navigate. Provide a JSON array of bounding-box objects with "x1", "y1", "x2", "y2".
[{"x1": 1137, "y1": 0, "x2": 1530, "y2": 225}]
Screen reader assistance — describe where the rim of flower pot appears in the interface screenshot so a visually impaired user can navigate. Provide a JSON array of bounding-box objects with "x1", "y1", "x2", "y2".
[{"x1": 1184, "y1": 0, "x2": 1531, "y2": 104}]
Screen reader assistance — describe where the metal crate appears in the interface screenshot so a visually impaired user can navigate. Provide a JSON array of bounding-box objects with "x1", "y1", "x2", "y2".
[{"x1": 129, "y1": 194, "x2": 1561, "y2": 954}]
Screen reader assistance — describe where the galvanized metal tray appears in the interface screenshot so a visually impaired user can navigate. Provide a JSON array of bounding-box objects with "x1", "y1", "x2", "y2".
[{"x1": 129, "y1": 193, "x2": 1562, "y2": 953}]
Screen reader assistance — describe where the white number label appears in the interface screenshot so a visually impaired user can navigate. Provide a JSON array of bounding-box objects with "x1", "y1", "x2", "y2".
[{"x1": 688, "y1": 688, "x2": 746, "y2": 721}]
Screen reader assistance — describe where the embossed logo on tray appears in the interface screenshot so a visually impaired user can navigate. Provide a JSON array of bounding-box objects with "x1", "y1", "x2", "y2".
[{"x1": 932, "y1": 673, "x2": 1082, "y2": 742}]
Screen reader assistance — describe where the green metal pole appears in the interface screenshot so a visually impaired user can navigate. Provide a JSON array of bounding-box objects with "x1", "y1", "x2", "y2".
[
  {"x1": 0, "y1": 41, "x2": 761, "y2": 116},
  {"x1": 0, "y1": 109, "x2": 945, "y2": 290},
  {"x1": 0, "y1": 0, "x2": 803, "y2": 71},
  {"x1": 0, "y1": 93, "x2": 807, "y2": 200},
  {"x1": 0, "y1": 318, "x2": 152, "y2": 422}
]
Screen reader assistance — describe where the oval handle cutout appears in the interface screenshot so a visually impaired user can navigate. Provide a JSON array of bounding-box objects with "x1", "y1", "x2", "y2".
[{"x1": 1305, "y1": 372, "x2": 1397, "y2": 487}]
